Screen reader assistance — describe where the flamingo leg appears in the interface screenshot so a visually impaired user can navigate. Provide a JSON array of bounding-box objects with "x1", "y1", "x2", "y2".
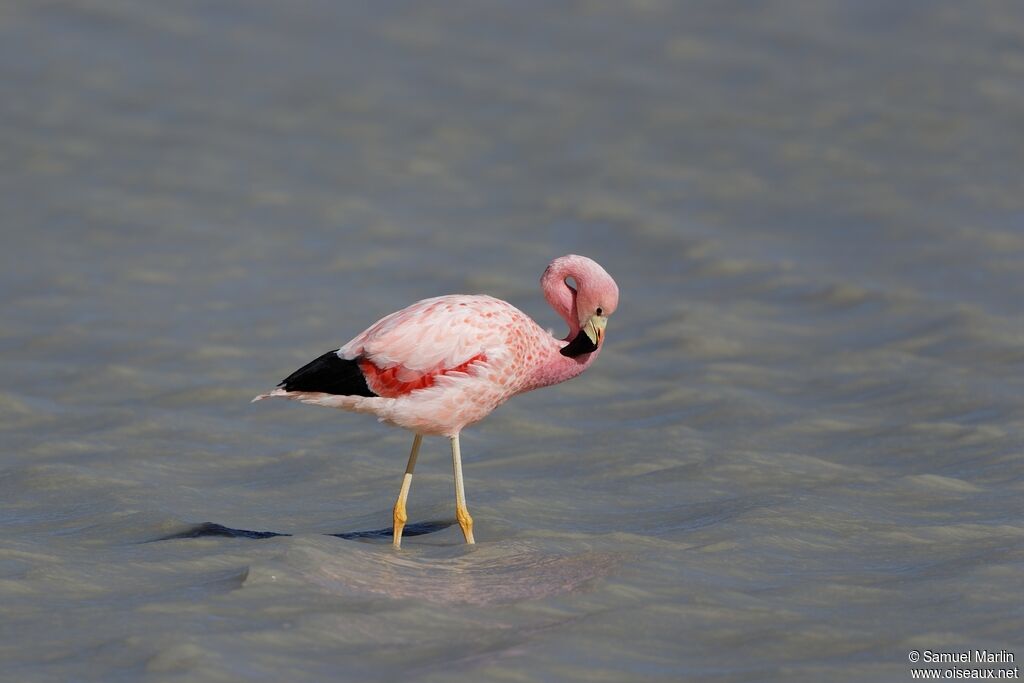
[
  {"x1": 392, "y1": 433, "x2": 423, "y2": 548},
  {"x1": 450, "y1": 433, "x2": 475, "y2": 544}
]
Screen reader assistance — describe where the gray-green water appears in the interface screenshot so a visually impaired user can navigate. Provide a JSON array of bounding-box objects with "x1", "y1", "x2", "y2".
[{"x1": 2, "y1": 2, "x2": 1023, "y2": 681}]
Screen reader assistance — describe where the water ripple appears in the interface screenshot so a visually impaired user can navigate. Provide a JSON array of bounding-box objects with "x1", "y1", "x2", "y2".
[{"x1": 246, "y1": 538, "x2": 621, "y2": 606}]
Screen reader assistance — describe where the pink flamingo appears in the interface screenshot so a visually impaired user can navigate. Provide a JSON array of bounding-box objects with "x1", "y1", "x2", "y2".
[{"x1": 253, "y1": 254, "x2": 619, "y2": 547}]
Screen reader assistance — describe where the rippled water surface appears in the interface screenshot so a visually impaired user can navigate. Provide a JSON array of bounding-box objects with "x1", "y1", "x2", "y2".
[{"x1": 2, "y1": 2, "x2": 1023, "y2": 681}]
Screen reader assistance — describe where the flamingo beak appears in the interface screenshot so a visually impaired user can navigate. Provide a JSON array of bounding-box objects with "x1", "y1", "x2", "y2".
[
  {"x1": 560, "y1": 315, "x2": 607, "y2": 358},
  {"x1": 587, "y1": 315, "x2": 606, "y2": 346}
]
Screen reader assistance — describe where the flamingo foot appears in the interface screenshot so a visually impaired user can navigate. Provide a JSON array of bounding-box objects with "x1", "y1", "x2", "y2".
[
  {"x1": 456, "y1": 506, "x2": 475, "y2": 544},
  {"x1": 393, "y1": 501, "x2": 408, "y2": 548}
]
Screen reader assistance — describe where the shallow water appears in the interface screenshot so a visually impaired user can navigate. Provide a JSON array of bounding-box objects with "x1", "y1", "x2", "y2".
[{"x1": 2, "y1": 1, "x2": 1023, "y2": 681}]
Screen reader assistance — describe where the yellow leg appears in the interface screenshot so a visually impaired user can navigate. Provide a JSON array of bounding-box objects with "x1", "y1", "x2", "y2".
[
  {"x1": 450, "y1": 434, "x2": 475, "y2": 544},
  {"x1": 392, "y1": 434, "x2": 422, "y2": 549}
]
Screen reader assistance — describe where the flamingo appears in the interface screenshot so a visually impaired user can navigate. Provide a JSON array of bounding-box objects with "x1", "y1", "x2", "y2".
[{"x1": 253, "y1": 254, "x2": 619, "y2": 548}]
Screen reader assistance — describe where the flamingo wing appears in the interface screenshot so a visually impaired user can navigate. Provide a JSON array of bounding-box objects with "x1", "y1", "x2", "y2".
[{"x1": 339, "y1": 295, "x2": 504, "y2": 397}]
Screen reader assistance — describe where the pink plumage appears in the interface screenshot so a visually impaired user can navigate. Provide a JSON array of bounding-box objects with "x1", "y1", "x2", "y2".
[{"x1": 253, "y1": 254, "x2": 619, "y2": 546}]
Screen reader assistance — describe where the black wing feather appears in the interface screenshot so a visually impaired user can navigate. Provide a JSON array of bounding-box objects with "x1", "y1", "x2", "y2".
[{"x1": 279, "y1": 351, "x2": 377, "y2": 397}]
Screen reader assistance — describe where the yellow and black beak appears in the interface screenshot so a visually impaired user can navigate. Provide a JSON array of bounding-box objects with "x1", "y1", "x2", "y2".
[{"x1": 560, "y1": 315, "x2": 607, "y2": 358}]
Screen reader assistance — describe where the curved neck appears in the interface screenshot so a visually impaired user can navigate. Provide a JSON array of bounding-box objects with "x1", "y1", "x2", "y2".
[
  {"x1": 524, "y1": 266, "x2": 600, "y2": 393},
  {"x1": 541, "y1": 261, "x2": 580, "y2": 340}
]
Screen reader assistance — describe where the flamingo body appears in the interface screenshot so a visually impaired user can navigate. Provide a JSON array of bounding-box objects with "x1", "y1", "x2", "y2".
[{"x1": 253, "y1": 254, "x2": 619, "y2": 545}]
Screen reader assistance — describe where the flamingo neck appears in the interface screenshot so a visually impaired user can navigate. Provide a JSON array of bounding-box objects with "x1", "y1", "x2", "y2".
[
  {"x1": 540, "y1": 259, "x2": 581, "y2": 339},
  {"x1": 522, "y1": 335, "x2": 601, "y2": 392},
  {"x1": 522, "y1": 265, "x2": 600, "y2": 391}
]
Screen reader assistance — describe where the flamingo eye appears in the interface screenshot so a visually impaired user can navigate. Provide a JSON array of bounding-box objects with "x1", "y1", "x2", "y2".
[{"x1": 596, "y1": 307, "x2": 603, "y2": 316}]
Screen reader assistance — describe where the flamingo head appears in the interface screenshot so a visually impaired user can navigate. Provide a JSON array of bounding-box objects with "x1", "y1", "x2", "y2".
[{"x1": 546, "y1": 255, "x2": 619, "y2": 358}]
